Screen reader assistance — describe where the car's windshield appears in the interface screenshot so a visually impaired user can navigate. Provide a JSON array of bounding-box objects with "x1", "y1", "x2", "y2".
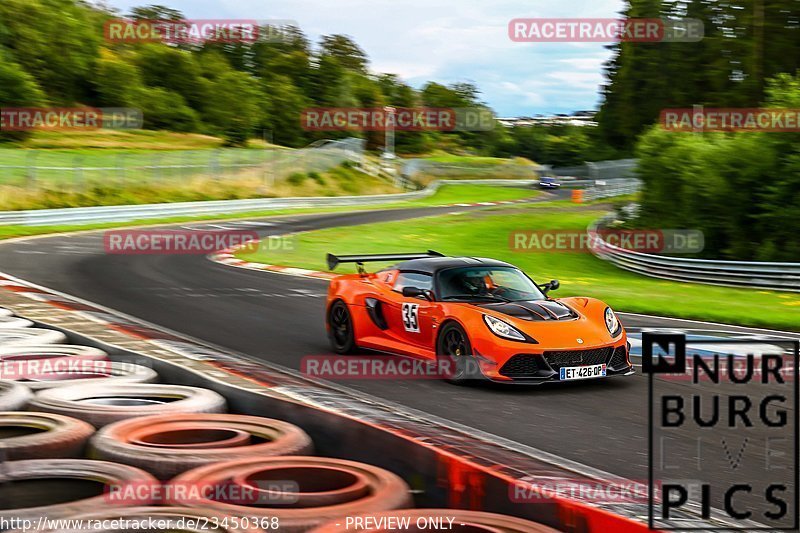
[{"x1": 437, "y1": 266, "x2": 545, "y2": 302}]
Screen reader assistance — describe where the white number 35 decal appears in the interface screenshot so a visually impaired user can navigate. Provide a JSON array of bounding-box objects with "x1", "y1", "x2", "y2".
[{"x1": 402, "y1": 303, "x2": 420, "y2": 333}]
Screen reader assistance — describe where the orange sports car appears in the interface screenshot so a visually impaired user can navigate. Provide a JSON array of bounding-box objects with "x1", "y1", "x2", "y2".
[{"x1": 325, "y1": 251, "x2": 633, "y2": 384}]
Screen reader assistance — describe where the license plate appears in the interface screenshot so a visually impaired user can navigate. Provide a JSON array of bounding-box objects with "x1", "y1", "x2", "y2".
[{"x1": 560, "y1": 364, "x2": 607, "y2": 381}]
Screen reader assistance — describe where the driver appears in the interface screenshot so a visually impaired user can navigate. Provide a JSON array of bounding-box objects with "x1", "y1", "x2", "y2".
[{"x1": 458, "y1": 273, "x2": 490, "y2": 295}]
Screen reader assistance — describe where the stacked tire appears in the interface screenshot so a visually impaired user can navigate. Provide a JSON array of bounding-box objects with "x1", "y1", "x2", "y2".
[
  {"x1": 0, "y1": 343, "x2": 157, "y2": 390},
  {"x1": 0, "y1": 316, "x2": 34, "y2": 328},
  {"x1": 0, "y1": 328, "x2": 68, "y2": 347},
  {"x1": 0, "y1": 380, "x2": 31, "y2": 410},
  {"x1": 0, "y1": 459, "x2": 158, "y2": 521},
  {"x1": 168, "y1": 456, "x2": 413, "y2": 532},
  {"x1": 90, "y1": 413, "x2": 314, "y2": 479},
  {"x1": 29, "y1": 384, "x2": 228, "y2": 428}
]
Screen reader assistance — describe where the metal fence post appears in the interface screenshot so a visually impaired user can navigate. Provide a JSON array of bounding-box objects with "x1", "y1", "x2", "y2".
[
  {"x1": 212, "y1": 150, "x2": 221, "y2": 181},
  {"x1": 25, "y1": 151, "x2": 38, "y2": 189},
  {"x1": 116, "y1": 152, "x2": 125, "y2": 188},
  {"x1": 74, "y1": 154, "x2": 84, "y2": 192}
]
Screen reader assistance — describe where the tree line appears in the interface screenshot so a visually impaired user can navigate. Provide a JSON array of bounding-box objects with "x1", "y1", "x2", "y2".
[
  {"x1": 0, "y1": 0, "x2": 611, "y2": 166},
  {"x1": 0, "y1": 1, "x2": 493, "y2": 151},
  {"x1": 597, "y1": 0, "x2": 800, "y2": 150},
  {"x1": 597, "y1": 0, "x2": 800, "y2": 261}
]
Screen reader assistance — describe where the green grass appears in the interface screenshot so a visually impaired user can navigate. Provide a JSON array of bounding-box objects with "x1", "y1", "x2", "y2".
[
  {"x1": 416, "y1": 154, "x2": 527, "y2": 166},
  {"x1": 0, "y1": 147, "x2": 279, "y2": 187},
  {"x1": 382, "y1": 184, "x2": 539, "y2": 208},
  {"x1": 406, "y1": 155, "x2": 538, "y2": 185},
  {"x1": 237, "y1": 206, "x2": 800, "y2": 331},
  {"x1": 4, "y1": 129, "x2": 275, "y2": 150},
  {"x1": 0, "y1": 159, "x2": 404, "y2": 211},
  {"x1": 0, "y1": 184, "x2": 539, "y2": 241}
]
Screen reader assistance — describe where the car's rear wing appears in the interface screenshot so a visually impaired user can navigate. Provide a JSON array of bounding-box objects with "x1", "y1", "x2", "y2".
[{"x1": 327, "y1": 250, "x2": 444, "y2": 271}]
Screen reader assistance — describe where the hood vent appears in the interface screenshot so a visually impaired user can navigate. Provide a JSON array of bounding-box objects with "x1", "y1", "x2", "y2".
[{"x1": 475, "y1": 300, "x2": 577, "y2": 321}]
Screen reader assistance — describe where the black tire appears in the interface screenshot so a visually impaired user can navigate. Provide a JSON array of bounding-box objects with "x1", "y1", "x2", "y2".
[
  {"x1": 28, "y1": 384, "x2": 227, "y2": 428},
  {"x1": 0, "y1": 328, "x2": 68, "y2": 347},
  {"x1": 20, "y1": 361, "x2": 158, "y2": 391},
  {"x1": 0, "y1": 380, "x2": 32, "y2": 411},
  {"x1": 328, "y1": 300, "x2": 356, "y2": 354},
  {"x1": 436, "y1": 322, "x2": 480, "y2": 385},
  {"x1": 169, "y1": 456, "x2": 412, "y2": 532},
  {"x1": 90, "y1": 413, "x2": 314, "y2": 480},
  {"x1": 0, "y1": 459, "x2": 158, "y2": 522},
  {"x1": 0, "y1": 411, "x2": 95, "y2": 460}
]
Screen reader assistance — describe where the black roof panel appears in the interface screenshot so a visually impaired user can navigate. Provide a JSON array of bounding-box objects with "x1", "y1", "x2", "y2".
[{"x1": 391, "y1": 256, "x2": 515, "y2": 274}]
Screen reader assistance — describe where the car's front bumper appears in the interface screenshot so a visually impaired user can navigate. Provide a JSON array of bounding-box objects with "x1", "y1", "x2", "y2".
[{"x1": 471, "y1": 339, "x2": 633, "y2": 384}]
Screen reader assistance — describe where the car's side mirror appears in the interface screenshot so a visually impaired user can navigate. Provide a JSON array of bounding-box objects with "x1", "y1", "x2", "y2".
[
  {"x1": 540, "y1": 279, "x2": 560, "y2": 294},
  {"x1": 402, "y1": 286, "x2": 433, "y2": 301}
]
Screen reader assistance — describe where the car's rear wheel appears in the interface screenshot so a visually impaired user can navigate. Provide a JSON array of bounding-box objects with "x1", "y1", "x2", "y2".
[
  {"x1": 436, "y1": 323, "x2": 479, "y2": 385},
  {"x1": 328, "y1": 300, "x2": 356, "y2": 354}
]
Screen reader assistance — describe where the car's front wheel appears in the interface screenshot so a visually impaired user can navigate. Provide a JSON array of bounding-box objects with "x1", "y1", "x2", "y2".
[
  {"x1": 328, "y1": 300, "x2": 356, "y2": 354},
  {"x1": 436, "y1": 322, "x2": 480, "y2": 385}
]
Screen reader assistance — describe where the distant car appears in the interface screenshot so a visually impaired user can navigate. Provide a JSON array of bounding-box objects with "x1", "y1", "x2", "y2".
[
  {"x1": 325, "y1": 251, "x2": 633, "y2": 384},
  {"x1": 538, "y1": 176, "x2": 561, "y2": 189}
]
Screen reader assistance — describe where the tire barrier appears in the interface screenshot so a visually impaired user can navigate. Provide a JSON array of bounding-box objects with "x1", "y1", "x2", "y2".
[
  {"x1": 0, "y1": 316, "x2": 34, "y2": 329},
  {"x1": 0, "y1": 345, "x2": 109, "y2": 381},
  {"x1": 28, "y1": 383, "x2": 228, "y2": 428},
  {"x1": 0, "y1": 458, "x2": 158, "y2": 522},
  {"x1": 0, "y1": 307, "x2": 13, "y2": 317},
  {"x1": 310, "y1": 509, "x2": 560, "y2": 532},
  {"x1": 0, "y1": 380, "x2": 32, "y2": 410},
  {"x1": 0, "y1": 345, "x2": 108, "y2": 360},
  {"x1": 0, "y1": 306, "x2": 650, "y2": 531},
  {"x1": 16, "y1": 362, "x2": 158, "y2": 391},
  {"x1": 57, "y1": 507, "x2": 269, "y2": 533},
  {"x1": 90, "y1": 413, "x2": 314, "y2": 480},
  {"x1": 0, "y1": 411, "x2": 94, "y2": 460},
  {"x1": 0, "y1": 328, "x2": 69, "y2": 347},
  {"x1": 169, "y1": 456, "x2": 413, "y2": 532}
]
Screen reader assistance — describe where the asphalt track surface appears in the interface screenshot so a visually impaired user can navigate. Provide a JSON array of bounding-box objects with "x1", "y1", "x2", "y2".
[{"x1": 1, "y1": 195, "x2": 798, "y2": 517}]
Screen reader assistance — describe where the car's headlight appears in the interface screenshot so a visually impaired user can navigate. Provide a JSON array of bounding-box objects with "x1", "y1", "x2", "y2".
[
  {"x1": 483, "y1": 315, "x2": 526, "y2": 341},
  {"x1": 605, "y1": 307, "x2": 621, "y2": 336}
]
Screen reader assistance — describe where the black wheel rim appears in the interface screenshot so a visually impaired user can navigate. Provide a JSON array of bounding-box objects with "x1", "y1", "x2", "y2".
[
  {"x1": 331, "y1": 304, "x2": 350, "y2": 347},
  {"x1": 441, "y1": 328, "x2": 469, "y2": 378}
]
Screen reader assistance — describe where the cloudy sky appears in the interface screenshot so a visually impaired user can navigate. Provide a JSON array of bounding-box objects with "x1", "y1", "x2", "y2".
[{"x1": 105, "y1": 0, "x2": 626, "y2": 116}]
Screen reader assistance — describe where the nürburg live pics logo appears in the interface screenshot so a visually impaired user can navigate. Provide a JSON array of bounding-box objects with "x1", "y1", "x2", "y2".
[{"x1": 644, "y1": 332, "x2": 799, "y2": 530}]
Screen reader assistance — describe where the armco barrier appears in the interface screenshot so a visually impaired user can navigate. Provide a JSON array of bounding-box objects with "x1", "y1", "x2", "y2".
[
  {"x1": 0, "y1": 179, "x2": 537, "y2": 227},
  {"x1": 0, "y1": 271, "x2": 756, "y2": 531},
  {"x1": 590, "y1": 215, "x2": 800, "y2": 292}
]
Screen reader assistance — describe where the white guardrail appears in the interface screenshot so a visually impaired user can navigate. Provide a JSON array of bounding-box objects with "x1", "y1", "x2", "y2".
[
  {"x1": 589, "y1": 214, "x2": 800, "y2": 292},
  {"x1": 0, "y1": 179, "x2": 538, "y2": 227}
]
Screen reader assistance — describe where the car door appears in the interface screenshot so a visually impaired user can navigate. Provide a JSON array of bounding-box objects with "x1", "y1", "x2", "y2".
[{"x1": 385, "y1": 271, "x2": 437, "y2": 357}]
